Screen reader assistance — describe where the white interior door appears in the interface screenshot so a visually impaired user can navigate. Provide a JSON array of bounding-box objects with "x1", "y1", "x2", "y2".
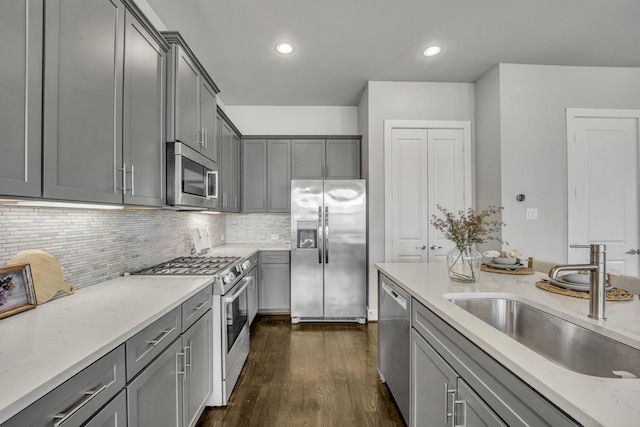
[
  {"x1": 390, "y1": 128, "x2": 429, "y2": 262},
  {"x1": 567, "y1": 109, "x2": 640, "y2": 275},
  {"x1": 385, "y1": 121, "x2": 472, "y2": 263}
]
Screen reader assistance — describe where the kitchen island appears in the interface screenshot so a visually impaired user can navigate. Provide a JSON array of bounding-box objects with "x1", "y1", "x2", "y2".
[{"x1": 376, "y1": 262, "x2": 640, "y2": 427}]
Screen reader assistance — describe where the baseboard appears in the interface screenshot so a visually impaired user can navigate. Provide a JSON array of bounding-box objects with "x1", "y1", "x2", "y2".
[{"x1": 367, "y1": 307, "x2": 378, "y2": 321}]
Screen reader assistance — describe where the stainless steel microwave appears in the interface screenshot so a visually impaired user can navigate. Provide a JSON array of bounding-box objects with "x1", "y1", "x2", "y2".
[{"x1": 167, "y1": 142, "x2": 218, "y2": 210}]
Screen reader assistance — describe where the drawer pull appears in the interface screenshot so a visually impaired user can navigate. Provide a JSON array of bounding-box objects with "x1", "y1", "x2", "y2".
[
  {"x1": 53, "y1": 382, "x2": 111, "y2": 426},
  {"x1": 192, "y1": 301, "x2": 208, "y2": 311},
  {"x1": 147, "y1": 326, "x2": 176, "y2": 347}
]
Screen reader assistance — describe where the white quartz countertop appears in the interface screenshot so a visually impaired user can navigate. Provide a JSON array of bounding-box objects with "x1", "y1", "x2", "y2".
[
  {"x1": 375, "y1": 262, "x2": 640, "y2": 427},
  {"x1": 207, "y1": 243, "x2": 291, "y2": 258},
  {"x1": 0, "y1": 275, "x2": 214, "y2": 424}
]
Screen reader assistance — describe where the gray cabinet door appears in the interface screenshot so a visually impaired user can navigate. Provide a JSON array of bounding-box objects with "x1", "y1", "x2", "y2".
[
  {"x1": 230, "y1": 131, "x2": 241, "y2": 212},
  {"x1": 411, "y1": 328, "x2": 458, "y2": 427},
  {"x1": 127, "y1": 338, "x2": 183, "y2": 427},
  {"x1": 219, "y1": 118, "x2": 232, "y2": 211},
  {"x1": 455, "y1": 378, "x2": 507, "y2": 427},
  {"x1": 174, "y1": 45, "x2": 200, "y2": 151},
  {"x1": 0, "y1": 0, "x2": 42, "y2": 198},
  {"x1": 182, "y1": 311, "x2": 213, "y2": 427},
  {"x1": 291, "y1": 139, "x2": 324, "y2": 179},
  {"x1": 326, "y1": 139, "x2": 360, "y2": 179},
  {"x1": 43, "y1": 0, "x2": 125, "y2": 204},
  {"x1": 200, "y1": 81, "x2": 218, "y2": 162},
  {"x1": 267, "y1": 140, "x2": 291, "y2": 212},
  {"x1": 242, "y1": 139, "x2": 267, "y2": 213},
  {"x1": 259, "y1": 263, "x2": 290, "y2": 312},
  {"x1": 123, "y1": 12, "x2": 166, "y2": 207}
]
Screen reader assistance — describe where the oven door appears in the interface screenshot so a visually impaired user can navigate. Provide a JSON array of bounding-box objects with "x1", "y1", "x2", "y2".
[{"x1": 222, "y1": 275, "x2": 251, "y2": 375}]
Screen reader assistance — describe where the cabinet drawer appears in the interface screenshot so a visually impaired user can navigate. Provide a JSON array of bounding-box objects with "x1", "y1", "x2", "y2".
[
  {"x1": 4, "y1": 345, "x2": 126, "y2": 427},
  {"x1": 126, "y1": 306, "x2": 181, "y2": 381},
  {"x1": 181, "y1": 286, "x2": 212, "y2": 332},
  {"x1": 259, "y1": 251, "x2": 290, "y2": 264}
]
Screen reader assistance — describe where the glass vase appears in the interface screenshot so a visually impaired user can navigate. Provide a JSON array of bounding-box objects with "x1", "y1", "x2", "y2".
[{"x1": 446, "y1": 246, "x2": 482, "y2": 283}]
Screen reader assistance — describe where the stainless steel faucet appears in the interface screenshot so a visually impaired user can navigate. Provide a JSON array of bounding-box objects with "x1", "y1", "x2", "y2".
[{"x1": 548, "y1": 244, "x2": 607, "y2": 320}]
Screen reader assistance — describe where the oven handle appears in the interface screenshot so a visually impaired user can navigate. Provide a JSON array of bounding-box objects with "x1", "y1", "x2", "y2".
[{"x1": 222, "y1": 276, "x2": 251, "y2": 303}]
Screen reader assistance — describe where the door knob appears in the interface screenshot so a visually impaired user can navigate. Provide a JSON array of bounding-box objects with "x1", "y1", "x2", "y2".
[
  {"x1": 430, "y1": 245, "x2": 442, "y2": 250},
  {"x1": 416, "y1": 245, "x2": 427, "y2": 250},
  {"x1": 626, "y1": 249, "x2": 640, "y2": 255}
]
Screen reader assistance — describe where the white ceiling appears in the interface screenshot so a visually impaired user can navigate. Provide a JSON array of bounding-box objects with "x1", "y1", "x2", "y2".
[{"x1": 146, "y1": 0, "x2": 640, "y2": 106}]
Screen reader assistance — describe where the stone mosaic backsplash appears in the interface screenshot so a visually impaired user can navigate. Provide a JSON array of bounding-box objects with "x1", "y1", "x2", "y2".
[
  {"x1": 226, "y1": 213, "x2": 291, "y2": 243},
  {"x1": 0, "y1": 206, "x2": 225, "y2": 289}
]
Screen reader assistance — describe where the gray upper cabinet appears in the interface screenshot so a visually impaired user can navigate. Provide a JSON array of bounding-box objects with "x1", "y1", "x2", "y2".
[
  {"x1": 123, "y1": 12, "x2": 168, "y2": 207},
  {"x1": 164, "y1": 31, "x2": 220, "y2": 162},
  {"x1": 42, "y1": 0, "x2": 167, "y2": 207},
  {"x1": 291, "y1": 138, "x2": 360, "y2": 180},
  {"x1": 43, "y1": 0, "x2": 125, "y2": 204},
  {"x1": 267, "y1": 140, "x2": 291, "y2": 212},
  {"x1": 218, "y1": 110, "x2": 241, "y2": 213},
  {"x1": 0, "y1": 0, "x2": 42, "y2": 198},
  {"x1": 326, "y1": 139, "x2": 360, "y2": 179},
  {"x1": 242, "y1": 139, "x2": 267, "y2": 212},
  {"x1": 291, "y1": 139, "x2": 325, "y2": 179}
]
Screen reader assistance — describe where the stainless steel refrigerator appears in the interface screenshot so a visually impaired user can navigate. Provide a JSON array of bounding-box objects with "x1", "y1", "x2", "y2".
[{"x1": 290, "y1": 179, "x2": 367, "y2": 323}]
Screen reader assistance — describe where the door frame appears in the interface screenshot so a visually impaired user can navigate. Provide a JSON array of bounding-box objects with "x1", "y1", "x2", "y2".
[
  {"x1": 566, "y1": 108, "x2": 640, "y2": 263},
  {"x1": 383, "y1": 120, "x2": 473, "y2": 262}
]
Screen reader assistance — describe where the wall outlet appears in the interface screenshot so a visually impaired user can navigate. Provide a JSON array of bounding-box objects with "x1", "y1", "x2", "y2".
[{"x1": 526, "y1": 208, "x2": 538, "y2": 220}]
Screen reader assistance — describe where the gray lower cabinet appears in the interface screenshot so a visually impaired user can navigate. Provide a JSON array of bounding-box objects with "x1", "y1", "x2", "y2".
[
  {"x1": 411, "y1": 298, "x2": 580, "y2": 427},
  {"x1": 84, "y1": 389, "x2": 127, "y2": 427},
  {"x1": 43, "y1": 0, "x2": 167, "y2": 207},
  {"x1": 259, "y1": 251, "x2": 290, "y2": 313},
  {"x1": 127, "y1": 313, "x2": 212, "y2": 427},
  {"x1": 3, "y1": 345, "x2": 126, "y2": 427},
  {"x1": 241, "y1": 139, "x2": 290, "y2": 213},
  {"x1": 291, "y1": 138, "x2": 360, "y2": 180},
  {"x1": 0, "y1": 0, "x2": 42, "y2": 198},
  {"x1": 411, "y1": 329, "x2": 505, "y2": 427}
]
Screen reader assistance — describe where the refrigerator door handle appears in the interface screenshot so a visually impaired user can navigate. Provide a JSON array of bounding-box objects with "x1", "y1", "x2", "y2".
[
  {"x1": 325, "y1": 206, "x2": 329, "y2": 264},
  {"x1": 318, "y1": 206, "x2": 323, "y2": 264}
]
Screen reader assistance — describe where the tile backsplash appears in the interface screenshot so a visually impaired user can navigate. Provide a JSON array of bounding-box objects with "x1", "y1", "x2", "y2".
[
  {"x1": 0, "y1": 207, "x2": 225, "y2": 289},
  {"x1": 226, "y1": 213, "x2": 291, "y2": 243}
]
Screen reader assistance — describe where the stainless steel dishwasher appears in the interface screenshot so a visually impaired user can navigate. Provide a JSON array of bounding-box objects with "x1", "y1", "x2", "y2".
[{"x1": 378, "y1": 273, "x2": 411, "y2": 424}]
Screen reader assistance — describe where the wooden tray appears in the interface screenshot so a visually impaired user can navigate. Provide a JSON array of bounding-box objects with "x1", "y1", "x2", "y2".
[
  {"x1": 536, "y1": 280, "x2": 634, "y2": 301},
  {"x1": 481, "y1": 264, "x2": 535, "y2": 275}
]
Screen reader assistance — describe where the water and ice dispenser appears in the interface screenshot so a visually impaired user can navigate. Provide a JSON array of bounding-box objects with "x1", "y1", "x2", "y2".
[{"x1": 296, "y1": 220, "x2": 317, "y2": 249}]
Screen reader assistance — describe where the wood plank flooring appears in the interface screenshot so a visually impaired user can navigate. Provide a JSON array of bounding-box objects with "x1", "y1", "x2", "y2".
[{"x1": 196, "y1": 315, "x2": 405, "y2": 427}]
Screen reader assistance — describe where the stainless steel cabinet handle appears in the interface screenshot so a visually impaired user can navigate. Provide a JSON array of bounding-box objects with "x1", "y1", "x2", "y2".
[
  {"x1": 444, "y1": 383, "x2": 456, "y2": 426},
  {"x1": 130, "y1": 164, "x2": 135, "y2": 196},
  {"x1": 318, "y1": 207, "x2": 323, "y2": 264},
  {"x1": 192, "y1": 301, "x2": 208, "y2": 312},
  {"x1": 53, "y1": 382, "x2": 111, "y2": 426},
  {"x1": 185, "y1": 341, "x2": 193, "y2": 372},
  {"x1": 430, "y1": 245, "x2": 442, "y2": 250},
  {"x1": 176, "y1": 351, "x2": 186, "y2": 382},
  {"x1": 203, "y1": 128, "x2": 208, "y2": 148},
  {"x1": 325, "y1": 206, "x2": 329, "y2": 264},
  {"x1": 453, "y1": 399, "x2": 466, "y2": 427},
  {"x1": 147, "y1": 326, "x2": 176, "y2": 347},
  {"x1": 116, "y1": 163, "x2": 127, "y2": 194}
]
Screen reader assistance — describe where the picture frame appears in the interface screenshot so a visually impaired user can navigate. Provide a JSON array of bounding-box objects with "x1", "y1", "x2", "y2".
[{"x1": 0, "y1": 264, "x2": 37, "y2": 319}]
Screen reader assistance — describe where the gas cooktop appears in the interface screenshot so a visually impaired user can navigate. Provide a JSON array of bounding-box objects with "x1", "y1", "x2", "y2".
[{"x1": 130, "y1": 256, "x2": 240, "y2": 275}]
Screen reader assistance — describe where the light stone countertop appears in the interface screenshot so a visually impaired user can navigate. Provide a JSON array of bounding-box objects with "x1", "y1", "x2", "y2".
[
  {"x1": 375, "y1": 262, "x2": 640, "y2": 427},
  {"x1": 0, "y1": 275, "x2": 214, "y2": 424},
  {"x1": 207, "y1": 243, "x2": 291, "y2": 258}
]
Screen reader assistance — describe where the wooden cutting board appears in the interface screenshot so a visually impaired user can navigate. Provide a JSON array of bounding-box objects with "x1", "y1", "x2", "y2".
[{"x1": 6, "y1": 249, "x2": 75, "y2": 304}]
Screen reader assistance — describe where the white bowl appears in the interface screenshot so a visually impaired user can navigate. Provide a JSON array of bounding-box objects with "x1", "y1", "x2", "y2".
[
  {"x1": 493, "y1": 257, "x2": 518, "y2": 265},
  {"x1": 561, "y1": 273, "x2": 590, "y2": 285}
]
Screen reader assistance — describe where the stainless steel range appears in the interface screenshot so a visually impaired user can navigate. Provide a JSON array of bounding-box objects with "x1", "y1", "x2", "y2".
[{"x1": 130, "y1": 255, "x2": 252, "y2": 406}]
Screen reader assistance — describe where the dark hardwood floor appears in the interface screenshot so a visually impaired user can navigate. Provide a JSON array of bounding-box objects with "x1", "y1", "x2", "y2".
[{"x1": 196, "y1": 315, "x2": 405, "y2": 427}]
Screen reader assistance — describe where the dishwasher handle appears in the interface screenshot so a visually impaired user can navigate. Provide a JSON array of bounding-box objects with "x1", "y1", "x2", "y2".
[{"x1": 382, "y1": 282, "x2": 407, "y2": 310}]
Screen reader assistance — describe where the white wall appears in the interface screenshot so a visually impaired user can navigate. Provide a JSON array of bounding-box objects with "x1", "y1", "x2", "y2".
[
  {"x1": 477, "y1": 64, "x2": 640, "y2": 263},
  {"x1": 224, "y1": 106, "x2": 358, "y2": 135},
  {"x1": 362, "y1": 81, "x2": 475, "y2": 319}
]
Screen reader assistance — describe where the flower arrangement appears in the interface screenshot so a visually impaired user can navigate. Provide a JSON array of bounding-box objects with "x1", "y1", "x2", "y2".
[
  {"x1": 0, "y1": 276, "x2": 15, "y2": 306},
  {"x1": 430, "y1": 205, "x2": 505, "y2": 251},
  {"x1": 430, "y1": 205, "x2": 505, "y2": 282}
]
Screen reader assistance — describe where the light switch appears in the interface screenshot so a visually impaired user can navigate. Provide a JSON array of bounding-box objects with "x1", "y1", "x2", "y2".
[{"x1": 526, "y1": 208, "x2": 538, "y2": 220}]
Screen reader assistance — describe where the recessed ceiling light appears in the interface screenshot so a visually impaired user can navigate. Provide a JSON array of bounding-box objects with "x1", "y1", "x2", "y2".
[
  {"x1": 423, "y1": 46, "x2": 442, "y2": 57},
  {"x1": 275, "y1": 43, "x2": 294, "y2": 55}
]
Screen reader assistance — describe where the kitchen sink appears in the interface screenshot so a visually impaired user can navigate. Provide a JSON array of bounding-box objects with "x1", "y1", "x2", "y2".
[{"x1": 447, "y1": 297, "x2": 640, "y2": 379}]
